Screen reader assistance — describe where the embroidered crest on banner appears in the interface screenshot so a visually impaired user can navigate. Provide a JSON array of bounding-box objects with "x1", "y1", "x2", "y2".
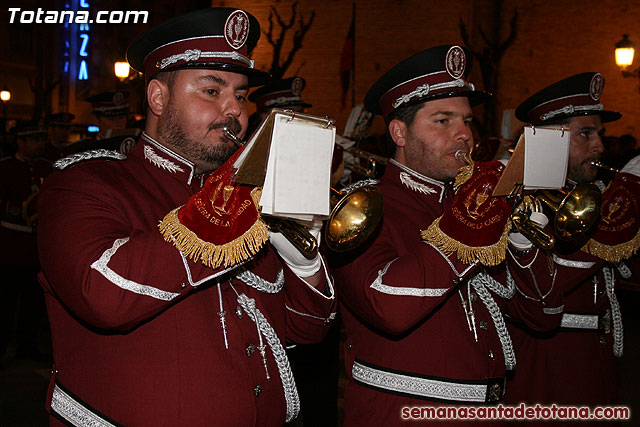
[
  {"x1": 291, "y1": 77, "x2": 303, "y2": 96},
  {"x1": 225, "y1": 10, "x2": 250, "y2": 50},
  {"x1": 445, "y1": 46, "x2": 466, "y2": 79},
  {"x1": 589, "y1": 73, "x2": 604, "y2": 101}
]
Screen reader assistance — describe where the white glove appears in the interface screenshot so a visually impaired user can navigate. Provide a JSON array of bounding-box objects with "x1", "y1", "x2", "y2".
[
  {"x1": 509, "y1": 211, "x2": 549, "y2": 251},
  {"x1": 269, "y1": 221, "x2": 322, "y2": 278},
  {"x1": 620, "y1": 154, "x2": 640, "y2": 177}
]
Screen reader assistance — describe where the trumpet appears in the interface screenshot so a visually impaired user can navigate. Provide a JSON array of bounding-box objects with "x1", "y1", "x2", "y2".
[
  {"x1": 590, "y1": 160, "x2": 620, "y2": 173},
  {"x1": 343, "y1": 145, "x2": 388, "y2": 178},
  {"x1": 453, "y1": 150, "x2": 602, "y2": 250},
  {"x1": 224, "y1": 129, "x2": 384, "y2": 258},
  {"x1": 511, "y1": 185, "x2": 602, "y2": 250},
  {"x1": 262, "y1": 185, "x2": 383, "y2": 259}
]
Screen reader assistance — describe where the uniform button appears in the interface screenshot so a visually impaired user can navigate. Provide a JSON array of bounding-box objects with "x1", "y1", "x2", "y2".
[
  {"x1": 470, "y1": 292, "x2": 477, "y2": 302},
  {"x1": 479, "y1": 320, "x2": 488, "y2": 330},
  {"x1": 346, "y1": 343, "x2": 352, "y2": 350},
  {"x1": 452, "y1": 279, "x2": 460, "y2": 286},
  {"x1": 253, "y1": 384, "x2": 262, "y2": 396},
  {"x1": 246, "y1": 344, "x2": 255, "y2": 356},
  {"x1": 600, "y1": 337, "x2": 606, "y2": 345},
  {"x1": 488, "y1": 350, "x2": 495, "y2": 360},
  {"x1": 236, "y1": 306, "x2": 243, "y2": 318}
]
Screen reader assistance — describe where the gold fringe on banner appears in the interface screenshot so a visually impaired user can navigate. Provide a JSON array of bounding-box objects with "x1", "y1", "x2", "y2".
[
  {"x1": 158, "y1": 208, "x2": 269, "y2": 269},
  {"x1": 581, "y1": 231, "x2": 640, "y2": 263},
  {"x1": 421, "y1": 216, "x2": 512, "y2": 267}
]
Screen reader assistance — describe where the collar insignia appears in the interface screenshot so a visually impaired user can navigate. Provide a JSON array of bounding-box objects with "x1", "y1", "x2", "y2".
[
  {"x1": 399, "y1": 171, "x2": 437, "y2": 195},
  {"x1": 144, "y1": 145, "x2": 185, "y2": 173}
]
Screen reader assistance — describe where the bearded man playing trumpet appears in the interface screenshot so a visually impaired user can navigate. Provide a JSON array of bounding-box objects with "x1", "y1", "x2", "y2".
[
  {"x1": 36, "y1": 8, "x2": 335, "y2": 426},
  {"x1": 503, "y1": 72, "x2": 640, "y2": 410}
]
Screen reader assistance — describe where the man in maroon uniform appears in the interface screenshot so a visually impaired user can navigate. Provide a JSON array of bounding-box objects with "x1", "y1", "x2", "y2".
[
  {"x1": 504, "y1": 72, "x2": 640, "y2": 407},
  {"x1": 330, "y1": 45, "x2": 563, "y2": 426},
  {"x1": 37, "y1": 8, "x2": 335, "y2": 426},
  {"x1": 0, "y1": 121, "x2": 51, "y2": 361}
]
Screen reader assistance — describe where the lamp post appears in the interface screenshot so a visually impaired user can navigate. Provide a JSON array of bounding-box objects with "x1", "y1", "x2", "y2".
[
  {"x1": 0, "y1": 88, "x2": 10, "y2": 147},
  {"x1": 114, "y1": 61, "x2": 131, "y2": 81},
  {"x1": 615, "y1": 34, "x2": 640, "y2": 89}
]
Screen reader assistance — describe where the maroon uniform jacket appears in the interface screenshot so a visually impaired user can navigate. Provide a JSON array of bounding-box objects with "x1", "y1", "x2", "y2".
[
  {"x1": 0, "y1": 154, "x2": 51, "y2": 268},
  {"x1": 504, "y1": 177, "x2": 639, "y2": 408},
  {"x1": 37, "y1": 133, "x2": 336, "y2": 426},
  {"x1": 330, "y1": 160, "x2": 562, "y2": 426}
]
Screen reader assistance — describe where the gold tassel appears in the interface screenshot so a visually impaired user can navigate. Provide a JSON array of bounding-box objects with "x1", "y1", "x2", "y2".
[
  {"x1": 158, "y1": 208, "x2": 269, "y2": 269},
  {"x1": 453, "y1": 159, "x2": 475, "y2": 193},
  {"x1": 581, "y1": 230, "x2": 640, "y2": 263},
  {"x1": 421, "y1": 216, "x2": 511, "y2": 267}
]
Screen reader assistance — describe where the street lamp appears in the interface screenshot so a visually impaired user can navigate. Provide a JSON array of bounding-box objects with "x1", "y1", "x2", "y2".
[
  {"x1": 1, "y1": 87, "x2": 10, "y2": 147},
  {"x1": 114, "y1": 61, "x2": 131, "y2": 81},
  {"x1": 615, "y1": 34, "x2": 640, "y2": 78}
]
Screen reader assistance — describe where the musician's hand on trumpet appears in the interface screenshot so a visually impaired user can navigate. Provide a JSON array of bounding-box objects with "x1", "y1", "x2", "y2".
[
  {"x1": 508, "y1": 211, "x2": 549, "y2": 252},
  {"x1": 269, "y1": 220, "x2": 323, "y2": 278}
]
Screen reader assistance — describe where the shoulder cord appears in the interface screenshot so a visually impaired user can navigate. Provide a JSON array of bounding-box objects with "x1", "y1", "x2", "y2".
[
  {"x1": 235, "y1": 268, "x2": 284, "y2": 294},
  {"x1": 341, "y1": 178, "x2": 380, "y2": 194},
  {"x1": 469, "y1": 272, "x2": 516, "y2": 371},
  {"x1": 602, "y1": 266, "x2": 624, "y2": 357},
  {"x1": 236, "y1": 291, "x2": 300, "y2": 422},
  {"x1": 478, "y1": 268, "x2": 516, "y2": 299},
  {"x1": 614, "y1": 261, "x2": 632, "y2": 279}
]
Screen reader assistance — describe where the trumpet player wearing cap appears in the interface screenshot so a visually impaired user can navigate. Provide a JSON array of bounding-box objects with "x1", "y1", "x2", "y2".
[
  {"x1": 329, "y1": 45, "x2": 563, "y2": 425},
  {"x1": 36, "y1": 8, "x2": 335, "y2": 426},
  {"x1": 503, "y1": 72, "x2": 640, "y2": 408}
]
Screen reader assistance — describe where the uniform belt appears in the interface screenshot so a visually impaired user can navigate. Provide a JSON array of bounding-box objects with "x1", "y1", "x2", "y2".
[
  {"x1": 51, "y1": 381, "x2": 123, "y2": 427},
  {"x1": 352, "y1": 359, "x2": 505, "y2": 404},
  {"x1": 560, "y1": 309, "x2": 611, "y2": 333},
  {"x1": 0, "y1": 220, "x2": 33, "y2": 233}
]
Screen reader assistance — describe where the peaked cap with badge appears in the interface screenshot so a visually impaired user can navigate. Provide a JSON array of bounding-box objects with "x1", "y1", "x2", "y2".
[
  {"x1": 46, "y1": 112, "x2": 75, "y2": 127},
  {"x1": 127, "y1": 7, "x2": 269, "y2": 86},
  {"x1": 86, "y1": 91, "x2": 130, "y2": 117},
  {"x1": 364, "y1": 45, "x2": 490, "y2": 120},
  {"x1": 249, "y1": 77, "x2": 312, "y2": 111},
  {"x1": 515, "y1": 72, "x2": 621, "y2": 126},
  {"x1": 11, "y1": 120, "x2": 48, "y2": 138}
]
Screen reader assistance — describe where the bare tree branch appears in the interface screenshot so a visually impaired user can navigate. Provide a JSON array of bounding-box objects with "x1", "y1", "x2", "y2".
[{"x1": 261, "y1": 1, "x2": 315, "y2": 79}]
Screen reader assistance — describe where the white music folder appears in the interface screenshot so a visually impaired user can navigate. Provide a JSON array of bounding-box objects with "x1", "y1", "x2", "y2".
[
  {"x1": 234, "y1": 109, "x2": 335, "y2": 221},
  {"x1": 523, "y1": 126, "x2": 569, "y2": 190}
]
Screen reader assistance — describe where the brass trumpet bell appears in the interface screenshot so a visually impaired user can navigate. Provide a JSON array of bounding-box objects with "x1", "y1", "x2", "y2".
[
  {"x1": 265, "y1": 185, "x2": 384, "y2": 258},
  {"x1": 549, "y1": 184, "x2": 602, "y2": 241},
  {"x1": 325, "y1": 186, "x2": 384, "y2": 252},
  {"x1": 511, "y1": 184, "x2": 602, "y2": 250}
]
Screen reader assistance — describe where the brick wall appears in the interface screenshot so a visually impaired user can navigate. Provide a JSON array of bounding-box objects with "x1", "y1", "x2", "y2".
[{"x1": 223, "y1": 0, "x2": 640, "y2": 140}]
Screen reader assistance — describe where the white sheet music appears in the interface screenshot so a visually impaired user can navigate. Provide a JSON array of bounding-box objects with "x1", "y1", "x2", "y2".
[
  {"x1": 260, "y1": 115, "x2": 335, "y2": 220},
  {"x1": 523, "y1": 126, "x2": 569, "y2": 190}
]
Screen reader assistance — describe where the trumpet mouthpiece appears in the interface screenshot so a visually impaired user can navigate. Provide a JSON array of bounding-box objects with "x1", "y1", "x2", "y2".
[
  {"x1": 455, "y1": 150, "x2": 471, "y2": 164},
  {"x1": 222, "y1": 127, "x2": 244, "y2": 148}
]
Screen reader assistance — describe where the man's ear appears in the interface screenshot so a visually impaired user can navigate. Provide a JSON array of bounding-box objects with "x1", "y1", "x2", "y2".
[
  {"x1": 388, "y1": 119, "x2": 408, "y2": 148},
  {"x1": 147, "y1": 79, "x2": 169, "y2": 117}
]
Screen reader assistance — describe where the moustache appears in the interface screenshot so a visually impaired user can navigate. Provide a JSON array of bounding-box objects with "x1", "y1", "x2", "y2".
[{"x1": 209, "y1": 119, "x2": 241, "y2": 135}]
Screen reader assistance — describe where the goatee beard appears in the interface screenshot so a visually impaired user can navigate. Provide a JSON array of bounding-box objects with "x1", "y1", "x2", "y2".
[{"x1": 158, "y1": 103, "x2": 239, "y2": 171}]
